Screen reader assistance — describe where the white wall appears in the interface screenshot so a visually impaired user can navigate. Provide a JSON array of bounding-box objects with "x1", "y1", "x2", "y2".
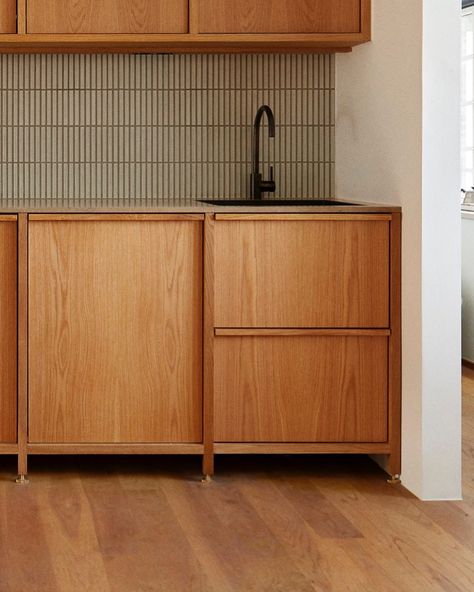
[{"x1": 336, "y1": 0, "x2": 461, "y2": 500}]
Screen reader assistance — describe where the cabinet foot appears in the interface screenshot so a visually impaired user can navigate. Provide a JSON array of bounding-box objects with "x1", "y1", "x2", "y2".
[
  {"x1": 15, "y1": 474, "x2": 30, "y2": 485},
  {"x1": 387, "y1": 474, "x2": 401, "y2": 485},
  {"x1": 201, "y1": 474, "x2": 213, "y2": 484}
]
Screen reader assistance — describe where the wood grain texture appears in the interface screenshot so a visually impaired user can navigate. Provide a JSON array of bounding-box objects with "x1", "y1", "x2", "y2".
[
  {"x1": 28, "y1": 219, "x2": 203, "y2": 443},
  {"x1": 214, "y1": 442, "x2": 391, "y2": 454},
  {"x1": 17, "y1": 0, "x2": 26, "y2": 33},
  {"x1": 215, "y1": 328, "x2": 391, "y2": 337},
  {"x1": 27, "y1": 0, "x2": 189, "y2": 34},
  {"x1": 0, "y1": 0, "x2": 16, "y2": 33},
  {"x1": 215, "y1": 219, "x2": 390, "y2": 328},
  {"x1": 29, "y1": 214, "x2": 205, "y2": 221},
  {"x1": 0, "y1": 220, "x2": 17, "y2": 443},
  {"x1": 214, "y1": 335, "x2": 388, "y2": 443},
  {"x1": 197, "y1": 0, "x2": 361, "y2": 34},
  {"x1": 0, "y1": 36, "x2": 356, "y2": 53},
  {"x1": 27, "y1": 443, "x2": 203, "y2": 454},
  {"x1": 2, "y1": 373, "x2": 473, "y2": 592},
  {"x1": 17, "y1": 215, "x2": 28, "y2": 475},
  {"x1": 202, "y1": 214, "x2": 215, "y2": 476},
  {"x1": 388, "y1": 213, "x2": 402, "y2": 475}
]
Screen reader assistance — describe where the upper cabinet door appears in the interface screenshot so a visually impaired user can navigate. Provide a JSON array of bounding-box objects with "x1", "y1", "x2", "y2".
[
  {"x1": 0, "y1": 1, "x2": 16, "y2": 33},
  {"x1": 197, "y1": 0, "x2": 361, "y2": 34},
  {"x1": 27, "y1": 0, "x2": 189, "y2": 34}
]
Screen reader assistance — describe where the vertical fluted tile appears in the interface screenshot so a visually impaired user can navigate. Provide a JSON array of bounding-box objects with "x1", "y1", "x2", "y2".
[{"x1": 0, "y1": 54, "x2": 334, "y2": 203}]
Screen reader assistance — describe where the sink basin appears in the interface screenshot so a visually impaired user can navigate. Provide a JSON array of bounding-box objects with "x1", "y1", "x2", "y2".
[{"x1": 198, "y1": 199, "x2": 357, "y2": 206}]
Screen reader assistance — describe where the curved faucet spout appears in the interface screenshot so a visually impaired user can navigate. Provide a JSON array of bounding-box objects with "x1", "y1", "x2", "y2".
[{"x1": 251, "y1": 105, "x2": 276, "y2": 199}]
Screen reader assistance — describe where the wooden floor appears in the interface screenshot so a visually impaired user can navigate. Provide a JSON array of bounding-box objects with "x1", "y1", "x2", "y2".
[{"x1": 0, "y1": 372, "x2": 474, "y2": 591}]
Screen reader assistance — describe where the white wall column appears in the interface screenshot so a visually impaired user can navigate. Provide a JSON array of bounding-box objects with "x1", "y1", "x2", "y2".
[{"x1": 335, "y1": 0, "x2": 461, "y2": 499}]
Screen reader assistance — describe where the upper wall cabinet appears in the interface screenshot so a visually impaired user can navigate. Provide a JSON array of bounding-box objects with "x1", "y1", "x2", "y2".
[
  {"x1": 0, "y1": 1, "x2": 16, "y2": 33},
  {"x1": 0, "y1": 0, "x2": 371, "y2": 53},
  {"x1": 197, "y1": 0, "x2": 361, "y2": 34}
]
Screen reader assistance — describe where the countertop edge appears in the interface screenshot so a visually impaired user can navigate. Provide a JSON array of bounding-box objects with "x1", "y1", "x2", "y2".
[{"x1": 0, "y1": 200, "x2": 402, "y2": 215}]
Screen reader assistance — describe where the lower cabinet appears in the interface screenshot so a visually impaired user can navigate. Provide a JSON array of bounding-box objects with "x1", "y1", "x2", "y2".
[
  {"x1": 28, "y1": 216, "x2": 203, "y2": 444},
  {"x1": 214, "y1": 334, "x2": 388, "y2": 443},
  {"x1": 0, "y1": 218, "x2": 17, "y2": 443},
  {"x1": 211, "y1": 212, "x2": 400, "y2": 477}
]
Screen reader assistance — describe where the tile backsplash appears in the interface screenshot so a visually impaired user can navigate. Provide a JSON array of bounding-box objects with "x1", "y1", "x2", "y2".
[{"x1": 0, "y1": 54, "x2": 335, "y2": 205}]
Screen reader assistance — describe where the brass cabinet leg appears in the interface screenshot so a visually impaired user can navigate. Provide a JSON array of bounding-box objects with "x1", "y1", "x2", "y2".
[
  {"x1": 387, "y1": 474, "x2": 401, "y2": 485},
  {"x1": 387, "y1": 452, "x2": 401, "y2": 483},
  {"x1": 15, "y1": 474, "x2": 29, "y2": 485},
  {"x1": 16, "y1": 452, "x2": 29, "y2": 484},
  {"x1": 202, "y1": 452, "x2": 214, "y2": 483}
]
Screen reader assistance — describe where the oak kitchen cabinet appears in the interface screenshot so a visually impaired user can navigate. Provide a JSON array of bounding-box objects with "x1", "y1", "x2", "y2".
[
  {"x1": 210, "y1": 213, "x2": 400, "y2": 479},
  {"x1": 27, "y1": 0, "x2": 189, "y2": 34},
  {"x1": 3, "y1": 209, "x2": 399, "y2": 482},
  {"x1": 196, "y1": 0, "x2": 362, "y2": 34},
  {"x1": 0, "y1": 0, "x2": 16, "y2": 34},
  {"x1": 27, "y1": 215, "x2": 203, "y2": 445},
  {"x1": 0, "y1": 217, "x2": 17, "y2": 444},
  {"x1": 0, "y1": 1, "x2": 16, "y2": 33},
  {"x1": 0, "y1": 1, "x2": 370, "y2": 52}
]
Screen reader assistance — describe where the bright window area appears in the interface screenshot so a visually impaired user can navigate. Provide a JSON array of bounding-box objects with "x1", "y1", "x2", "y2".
[{"x1": 462, "y1": 5, "x2": 474, "y2": 189}]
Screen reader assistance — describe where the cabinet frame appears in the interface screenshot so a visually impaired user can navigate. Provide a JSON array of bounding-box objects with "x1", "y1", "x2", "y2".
[
  {"x1": 208, "y1": 212, "x2": 401, "y2": 478},
  {"x1": 0, "y1": 0, "x2": 371, "y2": 53},
  {"x1": 16, "y1": 213, "x2": 206, "y2": 478}
]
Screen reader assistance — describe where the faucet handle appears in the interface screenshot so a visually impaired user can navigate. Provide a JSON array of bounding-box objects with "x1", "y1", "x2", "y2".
[{"x1": 261, "y1": 165, "x2": 276, "y2": 194}]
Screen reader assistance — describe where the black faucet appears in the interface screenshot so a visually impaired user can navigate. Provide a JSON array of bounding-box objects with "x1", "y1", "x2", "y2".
[{"x1": 251, "y1": 105, "x2": 276, "y2": 200}]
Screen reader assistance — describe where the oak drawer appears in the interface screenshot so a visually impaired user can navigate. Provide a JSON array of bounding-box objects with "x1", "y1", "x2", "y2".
[
  {"x1": 214, "y1": 218, "x2": 390, "y2": 328},
  {"x1": 214, "y1": 334, "x2": 388, "y2": 443}
]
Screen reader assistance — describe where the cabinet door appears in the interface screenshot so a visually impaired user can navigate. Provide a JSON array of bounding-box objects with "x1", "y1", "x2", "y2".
[
  {"x1": 214, "y1": 335, "x2": 388, "y2": 443},
  {"x1": 27, "y1": 0, "x2": 188, "y2": 34},
  {"x1": 0, "y1": 1, "x2": 16, "y2": 33},
  {"x1": 197, "y1": 0, "x2": 361, "y2": 34},
  {"x1": 0, "y1": 220, "x2": 17, "y2": 443},
  {"x1": 28, "y1": 218, "x2": 202, "y2": 444},
  {"x1": 215, "y1": 218, "x2": 390, "y2": 328}
]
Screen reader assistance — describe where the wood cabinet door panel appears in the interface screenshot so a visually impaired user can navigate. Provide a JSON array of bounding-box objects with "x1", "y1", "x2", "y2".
[
  {"x1": 28, "y1": 220, "x2": 202, "y2": 444},
  {"x1": 198, "y1": 0, "x2": 361, "y2": 34},
  {"x1": 0, "y1": 221, "x2": 17, "y2": 443},
  {"x1": 0, "y1": 1, "x2": 16, "y2": 33},
  {"x1": 27, "y1": 0, "x2": 188, "y2": 34},
  {"x1": 214, "y1": 335, "x2": 388, "y2": 443},
  {"x1": 215, "y1": 220, "x2": 390, "y2": 328}
]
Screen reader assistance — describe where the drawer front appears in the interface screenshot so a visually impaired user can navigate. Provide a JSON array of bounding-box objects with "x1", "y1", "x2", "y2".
[
  {"x1": 215, "y1": 219, "x2": 390, "y2": 328},
  {"x1": 198, "y1": 0, "x2": 361, "y2": 34},
  {"x1": 214, "y1": 335, "x2": 388, "y2": 443},
  {"x1": 27, "y1": 0, "x2": 189, "y2": 34}
]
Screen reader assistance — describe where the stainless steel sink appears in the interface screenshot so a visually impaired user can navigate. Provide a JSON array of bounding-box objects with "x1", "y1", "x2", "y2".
[{"x1": 198, "y1": 199, "x2": 357, "y2": 206}]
